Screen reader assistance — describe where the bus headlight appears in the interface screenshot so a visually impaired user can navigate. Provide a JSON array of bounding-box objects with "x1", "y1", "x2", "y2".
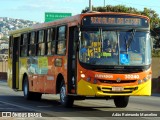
[
  {"x1": 81, "y1": 74, "x2": 85, "y2": 78},
  {"x1": 143, "y1": 77, "x2": 147, "y2": 82},
  {"x1": 138, "y1": 74, "x2": 151, "y2": 84},
  {"x1": 143, "y1": 74, "x2": 151, "y2": 82}
]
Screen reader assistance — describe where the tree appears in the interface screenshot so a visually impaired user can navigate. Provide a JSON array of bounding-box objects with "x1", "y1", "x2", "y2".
[
  {"x1": 0, "y1": 36, "x2": 9, "y2": 41},
  {"x1": 142, "y1": 8, "x2": 159, "y2": 29}
]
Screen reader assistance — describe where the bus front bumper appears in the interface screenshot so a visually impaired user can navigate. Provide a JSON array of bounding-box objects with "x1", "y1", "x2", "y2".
[{"x1": 77, "y1": 79, "x2": 151, "y2": 96}]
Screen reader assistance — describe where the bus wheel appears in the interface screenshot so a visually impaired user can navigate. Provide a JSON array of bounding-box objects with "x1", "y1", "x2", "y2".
[
  {"x1": 23, "y1": 76, "x2": 33, "y2": 100},
  {"x1": 60, "y1": 83, "x2": 74, "y2": 107},
  {"x1": 114, "y1": 96, "x2": 129, "y2": 108}
]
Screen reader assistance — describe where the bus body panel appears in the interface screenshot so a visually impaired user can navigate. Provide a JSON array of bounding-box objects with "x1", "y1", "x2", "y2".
[
  {"x1": 15, "y1": 56, "x2": 68, "y2": 94},
  {"x1": 19, "y1": 58, "x2": 28, "y2": 90},
  {"x1": 7, "y1": 59, "x2": 12, "y2": 88},
  {"x1": 77, "y1": 79, "x2": 151, "y2": 96},
  {"x1": 77, "y1": 63, "x2": 151, "y2": 96}
]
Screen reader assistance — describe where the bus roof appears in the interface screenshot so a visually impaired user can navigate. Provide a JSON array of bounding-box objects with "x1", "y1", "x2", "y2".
[{"x1": 9, "y1": 12, "x2": 149, "y2": 36}]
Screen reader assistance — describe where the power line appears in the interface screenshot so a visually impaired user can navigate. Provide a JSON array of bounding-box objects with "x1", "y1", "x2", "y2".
[{"x1": 112, "y1": 0, "x2": 160, "y2": 8}]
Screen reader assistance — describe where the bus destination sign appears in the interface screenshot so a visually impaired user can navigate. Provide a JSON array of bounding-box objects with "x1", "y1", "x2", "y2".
[
  {"x1": 82, "y1": 15, "x2": 149, "y2": 27},
  {"x1": 91, "y1": 17, "x2": 141, "y2": 26}
]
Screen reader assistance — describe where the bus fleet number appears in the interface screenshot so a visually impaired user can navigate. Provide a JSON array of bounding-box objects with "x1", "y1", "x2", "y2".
[{"x1": 125, "y1": 75, "x2": 139, "y2": 79}]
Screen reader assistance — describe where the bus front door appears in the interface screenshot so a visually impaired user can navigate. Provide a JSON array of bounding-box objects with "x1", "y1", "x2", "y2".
[
  {"x1": 68, "y1": 26, "x2": 78, "y2": 94},
  {"x1": 12, "y1": 36, "x2": 20, "y2": 89}
]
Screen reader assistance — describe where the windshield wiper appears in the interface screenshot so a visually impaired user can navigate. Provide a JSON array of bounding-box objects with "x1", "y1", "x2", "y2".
[
  {"x1": 125, "y1": 29, "x2": 136, "y2": 52},
  {"x1": 99, "y1": 28, "x2": 103, "y2": 52}
]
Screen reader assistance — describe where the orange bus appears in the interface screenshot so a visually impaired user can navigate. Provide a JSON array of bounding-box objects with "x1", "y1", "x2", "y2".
[{"x1": 8, "y1": 12, "x2": 152, "y2": 108}]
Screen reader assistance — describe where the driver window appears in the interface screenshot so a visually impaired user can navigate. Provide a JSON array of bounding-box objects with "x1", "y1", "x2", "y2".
[
  {"x1": 102, "y1": 31, "x2": 117, "y2": 57},
  {"x1": 80, "y1": 33, "x2": 89, "y2": 62}
]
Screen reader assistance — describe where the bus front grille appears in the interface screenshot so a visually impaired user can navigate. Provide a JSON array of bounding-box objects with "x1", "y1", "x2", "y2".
[
  {"x1": 102, "y1": 91, "x2": 133, "y2": 94},
  {"x1": 98, "y1": 87, "x2": 138, "y2": 94},
  {"x1": 99, "y1": 79, "x2": 137, "y2": 84}
]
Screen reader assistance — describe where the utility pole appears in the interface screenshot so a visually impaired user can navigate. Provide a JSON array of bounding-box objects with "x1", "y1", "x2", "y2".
[
  {"x1": 104, "y1": 0, "x2": 106, "y2": 7},
  {"x1": 89, "y1": 0, "x2": 92, "y2": 11}
]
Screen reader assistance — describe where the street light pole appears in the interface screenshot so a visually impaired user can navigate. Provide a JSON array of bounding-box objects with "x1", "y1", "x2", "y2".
[
  {"x1": 89, "y1": 0, "x2": 92, "y2": 11},
  {"x1": 104, "y1": 0, "x2": 105, "y2": 7}
]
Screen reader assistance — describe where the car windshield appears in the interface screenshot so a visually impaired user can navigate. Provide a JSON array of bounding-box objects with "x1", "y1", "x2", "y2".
[{"x1": 79, "y1": 29, "x2": 151, "y2": 66}]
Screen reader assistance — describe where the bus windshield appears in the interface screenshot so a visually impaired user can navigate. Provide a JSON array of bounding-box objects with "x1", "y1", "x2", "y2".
[{"x1": 79, "y1": 29, "x2": 151, "y2": 66}]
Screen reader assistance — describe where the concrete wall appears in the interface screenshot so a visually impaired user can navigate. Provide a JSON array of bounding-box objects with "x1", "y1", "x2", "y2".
[
  {"x1": 152, "y1": 57, "x2": 160, "y2": 93},
  {"x1": 0, "y1": 72, "x2": 7, "y2": 80}
]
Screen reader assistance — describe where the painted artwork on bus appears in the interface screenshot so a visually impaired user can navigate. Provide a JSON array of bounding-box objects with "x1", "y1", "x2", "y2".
[{"x1": 27, "y1": 57, "x2": 48, "y2": 75}]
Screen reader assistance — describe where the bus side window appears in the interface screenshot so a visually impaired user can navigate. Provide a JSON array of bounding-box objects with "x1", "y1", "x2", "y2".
[
  {"x1": 28, "y1": 32, "x2": 36, "y2": 56},
  {"x1": 56, "y1": 26, "x2": 66, "y2": 55},
  {"x1": 9, "y1": 36, "x2": 13, "y2": 58},
  {"x1": 38, "y1": 43, "x2": 45, "y2": 55},
  {"x1": 47, "y1": 42, "x2": 52, "y2": 55},
  {"x1": 29, "y1": 45, "x2": 36, "y2": 56},
  {"x1": 51, "y1": 41, "x2": 55, "y2": 54},
  {"x1": 37, "y1": 30, "x2": 45, "y2": 56},
  {"x1": 46, "y1": 28, "x2": 55, "y2": 55},
  {"x1": 47, "y1": 42, "x2": 55, "y2": 55},
  {"x1": 46, "y1": 29, "x2": 51, "y2": 55},
  {"x1": 20, "y1": 34, "x2": 28, "y2": 57}
]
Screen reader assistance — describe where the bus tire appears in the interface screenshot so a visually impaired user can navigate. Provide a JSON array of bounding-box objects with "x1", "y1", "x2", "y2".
[
  {"x1": 114, "y1": 96, "x2": 129, "y2": 108},
  {"x1": 33, "y1": 92, "x2": 42, "y2": 101},
  {"x1": 23, "y1": 76, "x2": 34, "y2": 100},
  {"x1": 60, "y1": 82, "x2": 74, "y2": 107}
]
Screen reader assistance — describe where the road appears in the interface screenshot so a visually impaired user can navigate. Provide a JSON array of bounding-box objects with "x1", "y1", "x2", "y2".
[{"x1": 0, "y1": 80, "x2": 160, "y2": 120}]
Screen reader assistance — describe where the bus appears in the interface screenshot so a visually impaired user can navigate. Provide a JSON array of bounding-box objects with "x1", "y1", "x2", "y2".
[{"x1": 8, "y1": 12, "x2": 152, "y2": 108}]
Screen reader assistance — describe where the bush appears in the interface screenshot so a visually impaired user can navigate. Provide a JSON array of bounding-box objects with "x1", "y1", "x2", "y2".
[{"x1": 152, "y1": 49, "x2": 160, "y2": 57}]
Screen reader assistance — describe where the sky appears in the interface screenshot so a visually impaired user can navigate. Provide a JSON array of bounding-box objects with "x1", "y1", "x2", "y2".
[{"x1": 0, "y1": 0, "x2": 160, "y2": 22}]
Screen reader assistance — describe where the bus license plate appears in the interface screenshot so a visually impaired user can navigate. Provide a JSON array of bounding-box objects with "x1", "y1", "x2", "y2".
[{"x1": 112, "y1": 87, "x2": 124, "y2": 91}]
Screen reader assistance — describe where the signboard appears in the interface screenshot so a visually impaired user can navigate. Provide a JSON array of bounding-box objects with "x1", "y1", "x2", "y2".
[
  {"x1": 45, "y1": 12, "x2": 72, "y2": 22},
  {"x1": 90, "y1": 17, "x2": 141, "y2": 26},
  {"x1": 82, "y1": 15, "x2": 149, "y2": 27}
]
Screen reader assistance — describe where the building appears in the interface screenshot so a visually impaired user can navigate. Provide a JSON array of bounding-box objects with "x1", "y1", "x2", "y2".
[
  {"x1": 0, "y1": 42, "x2": 8, "y2": 49},
  {"x1": 0, "y1": 32, "x2": 3, "y2": 39}
]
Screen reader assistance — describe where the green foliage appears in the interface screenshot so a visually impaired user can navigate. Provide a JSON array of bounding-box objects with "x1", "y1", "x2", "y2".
[
  {"x1": 0, "y1": 36, "x2": 9, "y2": 41},
  {"x1": 152, "y1": 49, "x2": 160, "y2": 57}
]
